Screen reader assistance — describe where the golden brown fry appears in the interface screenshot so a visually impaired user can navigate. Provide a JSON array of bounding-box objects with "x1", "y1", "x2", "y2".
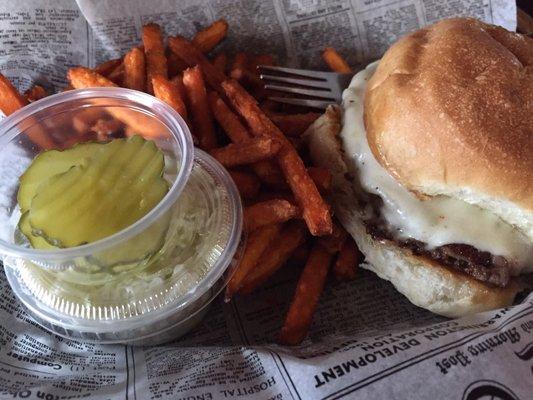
[
  {"x1": 287, "y1": 243, "x2": 310, "y2": 268},
  {"x1": 152, "y1": 75, "x2": 188, "y2": 121},
  {"x1": 105, "y1": 62, "x2": 124, "y2": 85},
  {"x1": 72, "y1": 108, "x2": 107, "y2": 135},
  {"x1": 322, "y1": 47, "x2": 352, "y2": 73},
  {"x1": 268, "y1": 112, "x2": 320, "y2": 136},
  {"x1": 124, "y1": 47, "x2": 146, "y2": 91},
  {"x1": 24, "y1": 85, "x2": 48, "y2": 102},
  {"x1": 308, "y1": 166, "x2": 332, "y2": 193},
  {"x1": 244, "y1": 199, "x2": 300, "y2": 233},
  {"x1": 225, "y1": 223, "x2": 281, "y2": 299},
  {"x1": 213, "y1": 53, "x2": 228, "y2": 73},
  {"x1": 231, "y1": 52, "x2": 248, "y2": 71},
  {"x1": 230, "y1": 67, "x2": 264, "y2": 97},
  {"x1": 279, "y1": 243, "x2": 333, "y2": 345},
  {"x1": 222, "y1": 79, "x2": 333, "y2": 236},
  {"x1": 182, "y1": 65, "x2": 217, "y2": 149},
  {"x1": 318, "y1": 222, "x2": 348, "y2": 254},
  {"x1": 240, "y1": 222, "x2": 307, "y2": 294},
  {"x1": 68, "y1": 67, "x2": 118, "y2": 88},
  {"x1": 228, "y1": 170, "x2": 261, "y2": 199},
  {"x1": 167, "y1": 50, "x2": 188, "y2": 77},
  {"x1": 255, "y1": 190, "x2": 294, "y2": 204},
  {"x1": 192, "y1": 19, "x2": 228, "y2": 53},
  {"x1": 170, "y1": 74, "x2": 187, "y2": 101},
  {"x1": 94, "y1": 58, "x2": 122, "y2": 76},
  {"x1": 0, "y1": 74, "x2": 29, "y2": 116},
  {"x1": 252, "y1": 160, "x2": 287, "y2": 188},
  {"x1": 208, "y1": 91, "x2": 250, "y2": 143},
  {"x1": 333, "y1": 239, "x2": 360, "y2": 281},
  {"x1": 210, "y1": 137, "x2": 280, "y2": 167},
  {"x1": 168, "y1": 36, "x2": 227, "y2": 94},
  {"x1": 91, "y1": 118, "x2": 123, "y2": 141},
  {"x1": 142, "y1": 23, "x2": 168, "y2": 93},
  {"x1": 0, "y1": 74, "x2": 55, "y2": 149},
  {"x1": 207, "y1": 91, "x2": 284, "y2": 186},
  {"x1": 68, "y1": 67, "x2": 166, "y2": 138},
  {"x1": 248, "y1": 54, "x2": 276, "y2": 71}
]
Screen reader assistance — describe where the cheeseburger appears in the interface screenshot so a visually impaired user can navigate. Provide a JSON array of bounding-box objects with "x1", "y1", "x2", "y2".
[{"x1": 306, "y1": 18, "x2": 532, "y2": 317}]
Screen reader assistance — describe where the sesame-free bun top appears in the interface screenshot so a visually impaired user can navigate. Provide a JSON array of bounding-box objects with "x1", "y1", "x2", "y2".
[{"x1": 364, "y1": 18, "x2": 533, "y2": 239}]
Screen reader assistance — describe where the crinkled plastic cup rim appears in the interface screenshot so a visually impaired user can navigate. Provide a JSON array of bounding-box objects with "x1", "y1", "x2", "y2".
[{"x1": 0, "y1": 87, "x2": 196, "y2": 261}]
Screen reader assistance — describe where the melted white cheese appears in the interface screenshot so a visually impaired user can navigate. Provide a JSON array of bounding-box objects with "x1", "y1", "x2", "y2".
[{"x1": 340, "y1": 62, "x2": 532, "y2": 274}]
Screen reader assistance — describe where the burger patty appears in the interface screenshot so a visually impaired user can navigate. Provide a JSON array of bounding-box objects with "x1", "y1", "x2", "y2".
[{"x1": 360, "y1": 194, "x2": 512, "y2": 287}]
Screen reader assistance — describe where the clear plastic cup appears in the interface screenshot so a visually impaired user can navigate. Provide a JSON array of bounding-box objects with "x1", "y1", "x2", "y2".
[{"x1": 0, "y1": 88, "x2": 243, "y2": 345}]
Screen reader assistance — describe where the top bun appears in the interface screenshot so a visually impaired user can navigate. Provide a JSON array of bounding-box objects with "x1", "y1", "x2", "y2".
[{"x1": 364, "y1": 18, "x2": 533, "y2": 239}]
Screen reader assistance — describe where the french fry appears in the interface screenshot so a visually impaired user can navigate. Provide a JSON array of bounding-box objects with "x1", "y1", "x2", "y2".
[
  {"x1": 255, "y1": 190, "x2": 294, "y2": 204},
  {"x1": 123, "y1": 47, "x2": 146, "y2": 91},
  {"x1": 24, "y1": 85, "x2": 48, "y2": 102},
  {"x1": 167, "y1": 50, "x2": 188, "y2": 77},
  {"x1": 105, "y1": 62, "x2": 124, "y2": 86},
  {"x1": 210, "y1": 137, "x2": 280, "y2": 167},
  {"x1": 222, "y1": 79, "x2": 333, "y2": 236},
  {"x1": 168, "y1": 36, "x2": 227, "y2": 94},
  {"x1": 231, "y1": 52, "x2": 248, "y2": 71},
  {"x1": 225, "y1": 223, "x2": 281, "y2": 300},
  {"x1": 240, "y1": 222, "x2": 306, "y2": 294},
  {"x1": 0, "y1": 74, "x2": 29, "y2": 116},
  {"x1": 230, "y1": 67, "x2": 264, "y2": 97},
  {"x1": 0, "y1": 74, "x2": 55, "y2": 149},
  {"x1": 333, "y1": 239, "x2": 360, "y2": 281},
  {"x1": 208, "y1": 91, "x2": 249, "y2": 143},
  {"x1": 68, "y1": 67, "x2": 166, "y2": 138},
  {"x1": 207, "y1": 91, "x2": 284, "y2": 186},
  {"x1": 248, "y1": 54, "x2": 276, "y2": 71},
  {"x1": 72, "y1": 108, "x2": 106, "y2": 135},
  {"x1": 279, "y1": 242, "x2": 333, "y2": 345},
  {"x1": 287, "y1": 243, "x2": 310, "y2": 268},
  {"x1": 182, "y1": 66, "x2": 217, "y2": 149},
  {"x1": 68, "y1": 67, "x2": 118, "y2": 89},
  {"x1": 210, "y1": 92, "x2": 287, "y2": 188},
  {"x1": 91, "y1": 118, "x2": 123, "y2": 141},
  {"x1": 94, "y1": 58, "x2": 122, "y2": 76},
  {"x1": 252, "y1": 160, "x2": 287, "y2": 188},
  {"x1": 152, "y1": 75, "x2": 188, "y2": 121},
  {"x1": 322, "y1": 47, "x2": 352, "y2": 73},
  {"x1": 213, "y1": 53, "x2": 228, "y2": 73},
  {"x1": 244, "y1": 199, "x2": 300, "y2": 233},
  {"x1": 308, "y1": 166, "x2": 332, "y2": 193},
  {"x1": 228, "y1": 170, "x2": 261, "y2": 199},
  {"x1": 142, "y1": 23, "x2": 168, "y2": 93},
  {"x1": 318, "y1": 222, "x2": 348, "y2": 254},
  {"x1": 260, "y1": 99, "x2": 281, "y2": 113},
  {"x1": 268, "y1": 112, "x2": 320, "y2": 136},
  {"x1": 170, "y1": 74, "x2": 187, "y2": 101},
  {"x1": 192, "y1": 19, "x2": 228, "y2": 53}
]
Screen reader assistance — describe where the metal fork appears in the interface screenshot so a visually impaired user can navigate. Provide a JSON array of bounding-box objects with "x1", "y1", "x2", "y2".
[{"x1": 258, "y1": 66, "x2": 354, "y2": 109}]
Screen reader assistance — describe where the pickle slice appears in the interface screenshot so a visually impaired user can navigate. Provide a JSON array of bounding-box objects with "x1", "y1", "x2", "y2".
[
  {"x1": 28, "y1": 136, "x2": 169, "y2": 247},
  {"x1": 17, "y1": 142, "x2": 100, "y2": 212},
  {"x1": 18, "y1": 211, "x2": 56, "y2": 249}
]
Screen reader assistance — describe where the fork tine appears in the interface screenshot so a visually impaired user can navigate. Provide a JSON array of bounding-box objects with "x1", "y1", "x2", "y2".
[
  {"x1": 258, "y1": 65, "x2": 331, "y2": 80},
  {"x1": 265, "y1": 84, "x2": 336, "y2": 99},
  {"x1": 268, "y1": 96, "x2": 333, "y2": 110},
  {"x1": 259, "y1": 74, "x2": 331, "y2": 89}
]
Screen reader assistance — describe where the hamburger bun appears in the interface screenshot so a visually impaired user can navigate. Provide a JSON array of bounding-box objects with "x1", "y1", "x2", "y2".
[
  {"x1": 305, "y1": 106, "x2": 524, "y2": 317},
  {"x1": 364, "y1": 18, "x2": 533, "y2": 240}
]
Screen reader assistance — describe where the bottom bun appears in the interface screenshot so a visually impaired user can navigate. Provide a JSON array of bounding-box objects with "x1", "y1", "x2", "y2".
[{"x1": 305, "y1": 106, "x2": 523, "y2": 318}]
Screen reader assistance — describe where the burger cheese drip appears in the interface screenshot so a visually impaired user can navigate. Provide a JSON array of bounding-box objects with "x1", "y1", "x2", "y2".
[{"x1": 339, "y1": 63, "x2": 532, "y2": 286}]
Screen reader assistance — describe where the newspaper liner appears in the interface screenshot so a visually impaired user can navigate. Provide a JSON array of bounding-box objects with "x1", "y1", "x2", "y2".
[{"x1": 0, "y1": 0, "x2": 530, "y2": 399}]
